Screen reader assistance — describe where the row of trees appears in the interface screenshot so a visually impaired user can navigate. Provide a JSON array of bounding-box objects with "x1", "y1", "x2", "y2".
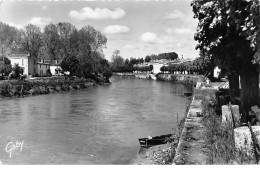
[
  {"x1": 110, "y1": 50, "x2": 145, "y2": 72},
  {"x1": 110, "y1": 50, "x2": 179, "y2": 73},
  {"x1": 191, "y1": 0, "x2": 260, "y2": 113},
  {"x1": 160, "y1": 56, "x2": 213, "y2": 75},
  {"x1": 144, "y1": 52, "x2": 178, "y2": 62},
  {"x1": 115, "y1": 65, "x2": 153, "y2": 73},
  {"x1": 0, "y1": 21, "x2": 112, "y2": 80}
]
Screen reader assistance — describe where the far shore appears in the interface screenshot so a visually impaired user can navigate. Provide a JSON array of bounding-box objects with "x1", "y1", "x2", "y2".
[{"x1": 0, "y1": 76, "x2": 110, "y2": 102}]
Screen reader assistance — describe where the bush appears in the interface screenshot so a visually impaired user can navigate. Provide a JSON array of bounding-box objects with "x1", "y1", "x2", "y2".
[{"x1": 12, "y1": 64, "x2": 24, "y2": 79}]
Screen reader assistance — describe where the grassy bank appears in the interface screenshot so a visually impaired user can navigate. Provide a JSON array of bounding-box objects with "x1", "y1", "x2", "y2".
[
  {"x1": 0, "y1": 76, "x2": 109, "y2": 100},
  {"x1": 202, "y1": 94, "x2": 257, "y2": 164}
]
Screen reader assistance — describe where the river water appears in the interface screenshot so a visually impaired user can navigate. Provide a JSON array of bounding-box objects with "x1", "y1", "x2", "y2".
[{"x1": 0, "y1": 77, "x2": 191, "y2": 164}]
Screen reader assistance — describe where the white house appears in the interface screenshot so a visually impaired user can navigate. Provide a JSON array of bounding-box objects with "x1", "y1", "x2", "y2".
[
  {"x1": 7, "y1": 53, "x2": 33, "y2": 76},
  {"x1": 46, "y1": 60, "x2": 62, "y2": 76},
  {"x1": 7, "y1": 54, "x2": 51, "y2": 76}
]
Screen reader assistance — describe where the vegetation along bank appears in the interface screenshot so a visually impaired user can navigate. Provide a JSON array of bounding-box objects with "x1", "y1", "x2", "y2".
[{"x1": 0, "y1": 75, "x2": 110, "y2": 101}]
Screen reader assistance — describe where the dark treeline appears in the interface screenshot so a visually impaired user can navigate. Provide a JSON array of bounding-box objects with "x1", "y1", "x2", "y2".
[
  {"x1": 0, "y1": 21, "x2": 112, "y2": 82},
  {"x1": 144, "y1": 52, "x2": 178, "y2": 62}
]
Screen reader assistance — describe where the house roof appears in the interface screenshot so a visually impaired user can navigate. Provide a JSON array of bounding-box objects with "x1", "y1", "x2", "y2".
[
  {"x1": 7, "y1": 53, "x2": 29, "y2": 58},
  {"x1": 44, "y1": 60, "x2": 61, "y2": 66},
  {"x1": 37, "y1": 62, "x2": 51, "y2": 65}
]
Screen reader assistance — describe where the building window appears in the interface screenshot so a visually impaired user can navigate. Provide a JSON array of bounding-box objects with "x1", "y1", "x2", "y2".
[{"x1": 22, "y1": 59, "x2": 24, "y2": 65}]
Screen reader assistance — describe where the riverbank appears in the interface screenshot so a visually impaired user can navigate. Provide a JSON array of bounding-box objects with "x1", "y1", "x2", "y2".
[
  {"x1": 113, "y1": 73, "x2": 206, "y2": 86},
  {"x1": 131, "y1": 74, "x2": 206, "y2": 165},
  {"x1": 173, "y1": 82, "x2": 221, "y2": 164},
  {"x1": 112, "y1": 73, "x2": 151, "y2": 79},
  {"x1": 157, "y1": 73, "x2": 205, "y2": 86},
  {"x1": 131, "y1": 98, "x2": 191, "y2": 165},
  {"x1": 132, "y1": 81, "x2": 221, "y2": 165},
  {"x1": 0, "y1": 76, "x2": 110, "y2": 101}
]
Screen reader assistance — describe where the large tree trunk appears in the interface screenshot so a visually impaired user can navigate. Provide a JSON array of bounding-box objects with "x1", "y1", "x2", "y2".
[
  {"x1": 228, "y1": 71, "x2": 240, "y2": 103},
  {"x1": 240, "y1": 69, "x2": 259, "y2": 114}
]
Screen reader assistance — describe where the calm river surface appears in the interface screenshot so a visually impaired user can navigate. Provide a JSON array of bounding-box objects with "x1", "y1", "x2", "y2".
[{"x1": 0, "y1": 77, "x2": 191, "y2": 164}]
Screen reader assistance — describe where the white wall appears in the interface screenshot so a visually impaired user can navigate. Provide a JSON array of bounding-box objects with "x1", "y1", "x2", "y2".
[
  {"x1": 50, "y1": 65, "x2": 61, "y2": 75},
  {"x1": 214, "y1": 66, "x2": 221, "y2": 78},
  {"x1": 153, "y1": 63, "x2": 164, "y2": 74},
  {"x1": 8, "y1": 57, "x2": 29, "y2": 75}
]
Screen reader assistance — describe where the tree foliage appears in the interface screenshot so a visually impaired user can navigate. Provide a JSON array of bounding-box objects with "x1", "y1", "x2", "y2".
[
  {"x1": 145, "y1": 55, "x2": 151, "y2": 62},
  {"x1": 161, "y1": 56, "x2": 212, "y2": 75},
  {"x1": 145, "y1": 52, "x2": 178, "y2": 61},
  {"x1": 191, "y1": 0, "x2": 260, "y2": 112},
  {"x1": 0, "y1": 22, "x2": 21, "y2": 56},
  {"x1": 20, "y1": 24, "x2": 42, "y2": 58},
  {"x1": 43, "y1": 23, "x2": 61, "y2": 60},
  {"x1": 0, "y1": 21, "x2": 112, "y2": 80},
  {"x1": 111, "y1": 50, "x2": 124, "y2": 71},
  {"x1": 0, "y1": 56, "x2": 12, "y2": 77},
  {"x1": 12, "y1": 63, "x2": 24, "y2": 79}
]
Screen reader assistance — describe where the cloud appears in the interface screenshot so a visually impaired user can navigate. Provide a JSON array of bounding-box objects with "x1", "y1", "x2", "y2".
[
  {"x1": 69, "y1": 7, "x2": 125, "y2": 20},
  {"x1": 165, "y1": 10, "x2": 186, "y2": 19},
  {"x1": 41, "y1": 5, "x2": 48, "y2": 10},
  {"x1": 140, "y1": 32, "x2": 158, "y2": 43},
  {"x1": 103, "y1": 25, "x2": 130, "y2": 34},
  {"x1": 123, "y1": 44, "x2": 136, "y2": 50},
  {"x1": 174, "y1": 28, "x2": 193, "y2": 34},
  {"x1": 29, "y1": 17, "x2": 52, "y2": 28}
]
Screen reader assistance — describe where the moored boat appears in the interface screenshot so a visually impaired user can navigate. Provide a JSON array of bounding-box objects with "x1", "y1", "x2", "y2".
[
  {"x1": 138, "y1": 134, "x2": 174, "y2": 148},
  {"x1": 184, "y1": 92, "x2": 192, "y2": 96}
]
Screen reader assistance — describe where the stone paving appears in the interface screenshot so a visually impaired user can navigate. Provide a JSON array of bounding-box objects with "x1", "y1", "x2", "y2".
[{"x1": 173, "y1": 82, "x2": 222, "y2": 165}]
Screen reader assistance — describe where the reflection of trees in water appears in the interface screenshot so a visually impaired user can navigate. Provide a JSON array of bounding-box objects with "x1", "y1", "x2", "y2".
[{"x1": 172, "y1": 83, "x2": 192, "y2": 96}]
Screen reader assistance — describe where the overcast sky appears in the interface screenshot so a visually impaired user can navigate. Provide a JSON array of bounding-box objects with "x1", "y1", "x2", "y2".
[{"x1": 0, "y1": 0, "x2": 199, "y2": 61}]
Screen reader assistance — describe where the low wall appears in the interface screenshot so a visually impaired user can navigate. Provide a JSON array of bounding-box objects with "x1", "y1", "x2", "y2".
[
  {"x1": 112, "y1": 73, "x2": 150, "y2": 79},
  {"x1": 173, "y1": 83, "x2": 220, "y2": 164},
  {"x1": 157, "y1": 74, "x2": 205, "y2": 86},
  {"x1": 113, "y1": 73, "x2": 206, "y2": 84}
]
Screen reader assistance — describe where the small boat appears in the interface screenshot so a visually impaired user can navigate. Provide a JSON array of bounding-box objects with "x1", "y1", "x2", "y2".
[
  {"x1": 138, "y1": 134, "x2": 174, "y2": 148},
  {"x1": 184, "y1": 92, "x2": 192, "y2": 96}
]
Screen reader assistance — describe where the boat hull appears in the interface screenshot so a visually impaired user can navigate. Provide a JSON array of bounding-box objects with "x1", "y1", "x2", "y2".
[
  {"x1": 184, "y1": 92, "x2": 192, "y2": 96},
  {"x1": 138, "y1": 134, "x2": 173, "y2": 148}
]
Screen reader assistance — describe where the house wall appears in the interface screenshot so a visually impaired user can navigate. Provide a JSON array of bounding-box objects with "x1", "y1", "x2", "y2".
[
  {"x1": 152, "y1": 63, "x2": 164, "y2": 74},
  {"x1": 28, "y1": 56, "x2": 37, "y2": 75},
  {"x1": 37, "y1": 63, "x2": 50, "y2": 76},
  {"x1": 50, "y1": 65, "x2": 61, "y2": 75},
  {"x1": 8, "y1": 56, "x2": 29, "y2": 75}
]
